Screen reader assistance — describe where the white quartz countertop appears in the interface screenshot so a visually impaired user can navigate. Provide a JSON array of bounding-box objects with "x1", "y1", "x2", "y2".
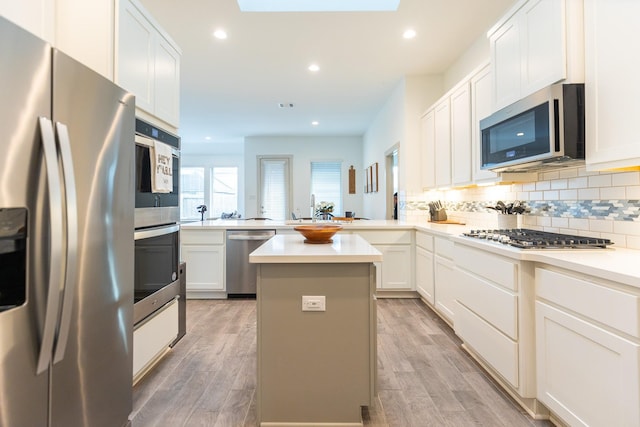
[
  {"x1": 451, "y1": 235, "x2": 640, "y2": 288},
  {"x1": 249, "y1": 234, "x2": 383, "y2": 264},
  {"x1": 181, "y1": 218, "x2": 639, "y2": 287}
]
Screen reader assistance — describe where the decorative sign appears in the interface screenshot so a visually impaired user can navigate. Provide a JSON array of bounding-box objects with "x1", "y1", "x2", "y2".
[{"x1": 348, "y1": 165, "x2": 356, "y2": 194}]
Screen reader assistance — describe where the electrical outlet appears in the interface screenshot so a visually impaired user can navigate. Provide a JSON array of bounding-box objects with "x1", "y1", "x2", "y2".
[{"x1": 301, "y1": 295, "x2": 326, "y2": 312}]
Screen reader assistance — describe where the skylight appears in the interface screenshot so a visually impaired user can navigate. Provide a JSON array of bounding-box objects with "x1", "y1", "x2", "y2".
[{"x1": 237, "y1": 0, "x2": 400, "y2": 12}]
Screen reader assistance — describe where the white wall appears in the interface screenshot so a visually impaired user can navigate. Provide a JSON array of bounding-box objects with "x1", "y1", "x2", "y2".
[
  {"x1": 361, "y1": 75, "x2": 442, "y2": 219},
  {"x1": 244, "y1": 136, "x2": 363, "y2": 219}
]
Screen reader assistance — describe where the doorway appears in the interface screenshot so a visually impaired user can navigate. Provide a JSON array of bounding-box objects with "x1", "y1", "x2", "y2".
[
  {"x1": 257, "y1": 156, "x2": 291, "y2": 220},
  {"x1": 385, "y1": 146, "x2": 399, "y2": 219}
]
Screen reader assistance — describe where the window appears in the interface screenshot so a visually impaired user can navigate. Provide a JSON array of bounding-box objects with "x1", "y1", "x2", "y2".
[
  {"x1": 180, "y1": 166, "x2": 238, "y2": 220},
  {"x1": 180, "y1": 167, "x2": 205, "y2": 220},
  {"x1": 310, "y1": 161, "x2": 342, "y2": 215},
  {"x1": 259, "y1": 157, "x2": 291, "y2": 220}
]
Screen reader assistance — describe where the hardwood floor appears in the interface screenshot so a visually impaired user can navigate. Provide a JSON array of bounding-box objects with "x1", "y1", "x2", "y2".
[{"x1": 131, "y1": 299, "x2": 553, "y2": 427}]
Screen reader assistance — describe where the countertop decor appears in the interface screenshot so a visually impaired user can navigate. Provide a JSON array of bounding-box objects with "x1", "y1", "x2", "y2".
[{"x1": 294, "y1": 224, "x2": 342, "y2": 244}]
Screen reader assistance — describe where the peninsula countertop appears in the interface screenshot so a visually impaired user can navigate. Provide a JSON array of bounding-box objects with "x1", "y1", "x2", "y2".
[{"x1": 249, "y1": 233, "x2": 383, "y2": 264}]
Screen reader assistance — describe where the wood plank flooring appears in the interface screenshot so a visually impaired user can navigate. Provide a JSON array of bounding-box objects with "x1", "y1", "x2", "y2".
[{"x1": 131, "y1": 298, "x2": 553, "y2": 427}]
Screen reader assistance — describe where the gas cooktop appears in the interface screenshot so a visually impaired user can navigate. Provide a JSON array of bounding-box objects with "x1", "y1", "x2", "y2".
[{"x1": 462, "y1": 228, "x2": 614, "y2": 249}]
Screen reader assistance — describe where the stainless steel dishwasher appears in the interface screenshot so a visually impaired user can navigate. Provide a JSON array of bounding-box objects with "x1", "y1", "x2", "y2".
[{"x1": 226, "y1": 229, "x2": 276, "y2": 298}]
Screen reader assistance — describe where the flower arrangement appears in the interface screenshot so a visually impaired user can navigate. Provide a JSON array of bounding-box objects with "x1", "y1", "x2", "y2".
[{"x1": 315, "y1": 201, "x2": 334, "y2": 217}]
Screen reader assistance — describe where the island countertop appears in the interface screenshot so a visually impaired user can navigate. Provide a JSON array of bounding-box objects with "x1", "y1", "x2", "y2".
[{"x1": 249, "y1": 233, "x2": 383, "y2": 264}]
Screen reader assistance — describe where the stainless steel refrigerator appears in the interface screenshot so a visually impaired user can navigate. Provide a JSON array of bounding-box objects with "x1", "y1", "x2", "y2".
[{"x1": 0, "y1": 16, "x2": 135, "y2": 427}]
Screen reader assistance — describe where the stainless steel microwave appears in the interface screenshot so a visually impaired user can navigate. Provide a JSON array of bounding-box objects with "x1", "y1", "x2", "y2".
[{"x1": 480, "y1": 83, "x2": 585, "y2": 172}]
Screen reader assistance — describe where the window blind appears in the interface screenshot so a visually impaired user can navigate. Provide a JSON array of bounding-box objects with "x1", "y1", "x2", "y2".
[{"x1": 310, "y1": 161, "x2": 342, "y2": 215}]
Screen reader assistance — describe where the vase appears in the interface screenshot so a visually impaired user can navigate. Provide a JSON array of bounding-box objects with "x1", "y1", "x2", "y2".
[{"x1": 321, "y1": 212, "x2": 330, "y2": 220}]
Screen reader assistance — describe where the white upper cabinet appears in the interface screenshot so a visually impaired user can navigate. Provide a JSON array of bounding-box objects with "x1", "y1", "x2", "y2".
[
  {"x1": 0, "y1": 0, "x2": 55, "y2": 43},
  {"x1": 434, "y1": 99, "x2": 451, "y2": 188},
  {"x1": 489, "y1": 0, "x2": 583, "y2": 111},
  {"x1": 584, "y1": 0, "x2": 640, "y2": 170},
  {"x1": 1, "y1": 0, "x2": 115, "y2": 79},
  {"x1": 450, "y1": 81, "x2": 472, "y2": 186},
  {"x1": 420, "y1": 110, "x2": 436, "y2": 190},
  {"x1": 471, "y1": 64, "x2": 499, "y2": 183},
  {"x1": 117, "y1": 0, "x2": 181, "y2": 128}
]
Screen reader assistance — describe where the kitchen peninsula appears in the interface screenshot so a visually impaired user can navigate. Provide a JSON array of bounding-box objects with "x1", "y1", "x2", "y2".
[{"x1": 249, "y1": 233, "x2": 382, "y2": 426}]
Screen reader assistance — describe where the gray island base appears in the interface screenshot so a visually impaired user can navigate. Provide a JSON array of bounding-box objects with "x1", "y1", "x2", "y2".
[{"x1": 250, "y1": 234, "x2": 382, "y2": 426}]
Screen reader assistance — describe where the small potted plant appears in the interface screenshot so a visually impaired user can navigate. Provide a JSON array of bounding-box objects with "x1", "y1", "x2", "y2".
[{"x1": 315, "y1": 201, "x2": 334, "y2": 220}]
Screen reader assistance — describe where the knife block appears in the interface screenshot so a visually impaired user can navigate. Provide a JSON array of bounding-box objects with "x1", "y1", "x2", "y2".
[
  {"x1": 431, "y1": 209, "x2": 448, "y2": 222},
  {"x1": 497, "y1": 214, "x2": 518, "y2": 229}
]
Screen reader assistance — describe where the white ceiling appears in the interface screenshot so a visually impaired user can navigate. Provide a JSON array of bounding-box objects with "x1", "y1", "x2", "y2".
[{"x1": 140, "y1": 0, "x2": 515, "y2": 144}]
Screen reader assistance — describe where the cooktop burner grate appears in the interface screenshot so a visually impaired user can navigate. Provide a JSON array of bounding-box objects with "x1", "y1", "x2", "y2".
[{"x1": 462, "y1": 228, "x2": 614, "y2": 249}]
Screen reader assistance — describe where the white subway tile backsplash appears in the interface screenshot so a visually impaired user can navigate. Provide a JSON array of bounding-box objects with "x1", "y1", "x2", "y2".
[
  {"x1": 600, "y1": 186, "x2": 626, "y2": 199},
  {"x1": 588, "y1": 175, "x2": 612, "y2": 188},
  {"x1": 551, "y1": 179, "x2": 568, "y2": 190},
  {"x1": 601, "y1": 233, "x2": 626, "y2": 247},
  {"x1": 568, "y1": 177, "x2": 588, "y2": 189},
  {"x1": 559, "y1": 189, "x2": 578, "y2": 200},
  {"x1": 538, "y1": 216, "x2": 552, "y2": 227},
  {"x1": 578, "y1": 167, "x2": 600, "y2": 177},
  {"x1": 569, "y1": 218, "x2": 589, "y2": 230},
  {"x1": 552, "y1": 217, "x2": 569, "y2": 228},
  {"x1": 529, "y1": 191, "x2": 544, "y2": 200},
  {"x1": 578, "y1": 188, "x2": 600, "y2": 199},
  {"x1": 544, "y1": 190, "x2": 559, "y2": 200},
  {"x1": 627, "y1": 186, "x2": 640, "y2": 199},
  {"x1": 613, "y1": 221, "x2": 640, "y2": 236},
  {"x1": 536, "y1": 181, "x2": 551, "y2": 191},
  {"x1": 627, "y1": 235, "x2": 640, "y2": 250},
  {"x1": 612, "y1": 171, "x2": 640, "y2": 186},
  {"x1": 523, "y1": 182, "x2": 536, "y2": 191},
  {"x1": 589, "y1": 219, "x2": 613, "y2": 233},
  {"x1": 517, "y1": 192, "x2": 530, "y2": 200}
]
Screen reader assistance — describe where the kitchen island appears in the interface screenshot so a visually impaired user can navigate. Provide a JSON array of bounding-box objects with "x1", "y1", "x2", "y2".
[{"x1": 249, "y1": 233, "x2": 382, "y2": 426}]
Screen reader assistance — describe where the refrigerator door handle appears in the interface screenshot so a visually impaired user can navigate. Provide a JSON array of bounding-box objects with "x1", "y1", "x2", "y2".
[
  {"x1": 36, "y1": 117, "x2": 65, "y2": 374},
  {"x1": 52, "y1": 122, "x2": 78, "y2": 364}
]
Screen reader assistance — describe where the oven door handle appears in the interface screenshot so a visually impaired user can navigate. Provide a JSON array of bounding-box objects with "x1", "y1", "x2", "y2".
[{"x1": 134, "y1": 224, "x2": 180, "y2": 240}]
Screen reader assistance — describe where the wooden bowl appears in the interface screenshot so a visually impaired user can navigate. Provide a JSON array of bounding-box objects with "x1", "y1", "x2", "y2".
[{"x1": 293, "y1": 224, "x2": 343, "y2": 244}]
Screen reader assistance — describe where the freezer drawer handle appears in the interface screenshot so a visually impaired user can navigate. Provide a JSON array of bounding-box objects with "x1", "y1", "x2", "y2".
[
  {"x1": 35, "y1": 117, "x2": 64, "y2": 374},
  {"x1": 52, "y1": 122, "x2": 78, "y2": 364}
]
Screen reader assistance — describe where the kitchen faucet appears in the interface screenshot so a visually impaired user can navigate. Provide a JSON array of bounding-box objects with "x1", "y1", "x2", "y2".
[
  {"x1": 196, "y1": 204, "x2": 207, "y2": 221},
  {"x1": 310, "y1": 194, "x2": 316, "y2": 222}
]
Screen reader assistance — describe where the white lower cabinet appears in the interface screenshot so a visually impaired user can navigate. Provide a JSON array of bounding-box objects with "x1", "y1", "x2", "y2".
[
  {"x1": 415, "y1": 243, "x2": 434, "y2": 304},
  {"x1": 353, "y1": 230, "x2": 413, "y2": 291},
  {"x1": 433, "y1": 237, "x2": 456, "y2": 324},
  {"x1": 454, "y1": 242, "x2": 540, "y2": 417},
  {"x1": 180, "y1": 230, "x2": 225, "y2": 298},
  {"x1": 536, "y1": 267, "x2": 640, "y2": 426}
]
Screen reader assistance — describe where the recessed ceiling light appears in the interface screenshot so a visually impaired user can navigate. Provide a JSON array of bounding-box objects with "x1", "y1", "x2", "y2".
[
  {"x1": 311, "y1": 121, "x2": 319, "y2": 126},
  {"x1": 205, "y1": 136, "x2": 212, "y2": 140},
  {"x1": 403, "y1": 28, "x2": 417, "y2": 39},
  {"x1": 237, "y1": 0, "x2": 399, "y2": 12},
  {"x1": 213, "y1": 29, "x2": 228, "y2": 40},
  {"x1": 308, "y1": 63, "x2": 320, "y2": 72},
  {"x1": 278, "y1": 102, "x2": 294, "y2": 108}
]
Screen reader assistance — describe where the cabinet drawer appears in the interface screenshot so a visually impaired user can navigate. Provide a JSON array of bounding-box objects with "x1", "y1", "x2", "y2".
[
  {"x1": 454, "y1": 244, "x2": 517, "y2": 291},
  {"x1": 456, "y1": 268, "x2": 518, "y2": 339},
  {"x1": 355, "y1": 230, "x2": 411, "y2": 245},
  {"x1": 133, "y1": 299, "x2": 178, "y2": 380},
  {"x1": 434, "y1": 237, "x2": 454, "y2": 259},
  {"x1": 536, "y1": 268, "x2": 640, "y2": 338},
  {"x1": 457, "y1": 303, "x2": 519, "y2": 388},
  {"x1": 415, "y1": 232, "x2": 433, "y2": 251},
  {"x1": 181, "y1": 230, "x2": 224, "y2": 245}
]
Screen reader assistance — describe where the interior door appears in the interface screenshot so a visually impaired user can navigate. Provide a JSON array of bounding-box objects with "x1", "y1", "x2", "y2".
[{"x1": 258, "y1": 156, "x2": 291, "y2": 220}]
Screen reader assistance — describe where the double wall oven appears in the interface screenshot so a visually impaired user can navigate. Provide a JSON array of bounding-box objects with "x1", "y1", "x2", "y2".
[{"x1": 133, "y1": 119, "x2": 183, "y2": 338}]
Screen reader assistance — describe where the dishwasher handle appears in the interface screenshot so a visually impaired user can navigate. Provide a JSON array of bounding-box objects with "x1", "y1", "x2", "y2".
[{"x1": 227, "y1": 232, "x2": 275, "y2": 241}]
